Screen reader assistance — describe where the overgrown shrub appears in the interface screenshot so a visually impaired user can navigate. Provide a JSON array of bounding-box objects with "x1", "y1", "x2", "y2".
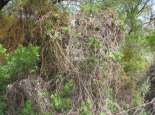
[{"x1": 0, "y1": 0, "x2": 154, "y2": 114}]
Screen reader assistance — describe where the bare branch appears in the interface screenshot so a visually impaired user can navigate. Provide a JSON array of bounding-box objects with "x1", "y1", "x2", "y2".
[{"x1": 138, "y1": 0, "x2": 151, "y2": 15}]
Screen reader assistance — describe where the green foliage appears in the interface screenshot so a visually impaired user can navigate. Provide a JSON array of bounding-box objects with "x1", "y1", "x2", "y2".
[
  {"x1": 105, "y1": 88, "x2": 114, "y2": 100},
  {"x1": 110, "y1": 51, "x2": 124, "y2": 62},
  {"x1": 0, "y1": 97, "x2": 6, "y2": 115},
  {"x1": 139, "y1": 78, "x2": 150, "y2": 97},
  {"x1": 0, "y1": 44, "x2": 8, "y2": 114},
  {"x1": 51, "y1": 94, "x2": 64, "y2": 112},
  {"x1": 0, "y1": 45, "x2": 39, "y2": 114},
  {"x1": 121, "y1": 35, "x2": 149, "y2": 74},
  {"x1": 0, "y1": 0, "x2": 154, "y2": 114},
  {"x1": 63, "y1": 80, "x2": 74, "y2": 96},
  {"x1": 103, "y1": 88, "x2": 120, "y2": 113},
  {"x1": 79, "y1": 98, "x2": 93, "y2": 115},
  {"x1": 100, "y1": 112, "x2": 106, "y2": 115},
  {"x1": 20, "y1": 100, "x2": 35, "y2": 115},
  {"x1": 132, "y1": 91, "x2": 143, "y2": 106},
  {"x1": 61, "y1": 27, "x2": 70, "y2": 33},
  {"x1": 87, "y1": 37, "x2": 101, "y2": 51},
  {"x1": 106, "y1": 98, "x2": 118, "y2": 113},
  {"x1": 145, "y1": 31, "x2": 155, "y2": 51},
  {"x1": 138, "y1": 111, "x2": 149, "y2": 115},
  {"x1": 51, "y1": 80, "x2": 73, "y2": 112},
  {"x1": 51, "y1": 93, "x2": 72, "y2": 112},
  {"x1": 0, "y1": 45, "x2": 39, "y2": 79},
  {"x1": 0, "y1": 44, "x2": 7, "y2": 64},
  {"x1": 81, "y1": 3, "x2": 102, "y2": 13},
  {"x1": 0, "y1": 44, "x2": 6, "y2": 55}
]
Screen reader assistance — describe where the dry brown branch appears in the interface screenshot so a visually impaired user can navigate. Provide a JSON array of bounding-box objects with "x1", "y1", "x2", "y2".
[{"x1": 6, "y1": 76, "x2": 53, "y2": 115}]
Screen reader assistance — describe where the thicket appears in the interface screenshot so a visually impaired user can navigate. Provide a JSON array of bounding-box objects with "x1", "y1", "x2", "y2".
[{"x1": 0, "y1": 0, "x2": 155, "y2": 115}]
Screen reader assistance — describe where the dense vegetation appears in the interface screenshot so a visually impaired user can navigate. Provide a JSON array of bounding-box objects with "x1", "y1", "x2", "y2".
[{"x1": 0, "y1": 0, "x2": 155, "y2": 115}]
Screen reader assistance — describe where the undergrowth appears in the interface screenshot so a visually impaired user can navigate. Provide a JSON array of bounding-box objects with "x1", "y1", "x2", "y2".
[
  {"x1": 0, "y1": 0, "x2": 154, "y2": 114},
  {"x1": 0, "y1": 44, "x2": 39, "y2": 114}
]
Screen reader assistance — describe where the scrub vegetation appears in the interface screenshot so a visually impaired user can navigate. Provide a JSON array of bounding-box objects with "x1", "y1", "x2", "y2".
[{"x1": 0, "y1": 0, "x2": 155, "y2": 115}]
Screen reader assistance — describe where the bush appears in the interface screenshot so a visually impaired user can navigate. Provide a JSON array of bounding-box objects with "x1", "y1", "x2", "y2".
[{"x1": 0, "y1": 45, "x2": 39, "y2": 79}]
